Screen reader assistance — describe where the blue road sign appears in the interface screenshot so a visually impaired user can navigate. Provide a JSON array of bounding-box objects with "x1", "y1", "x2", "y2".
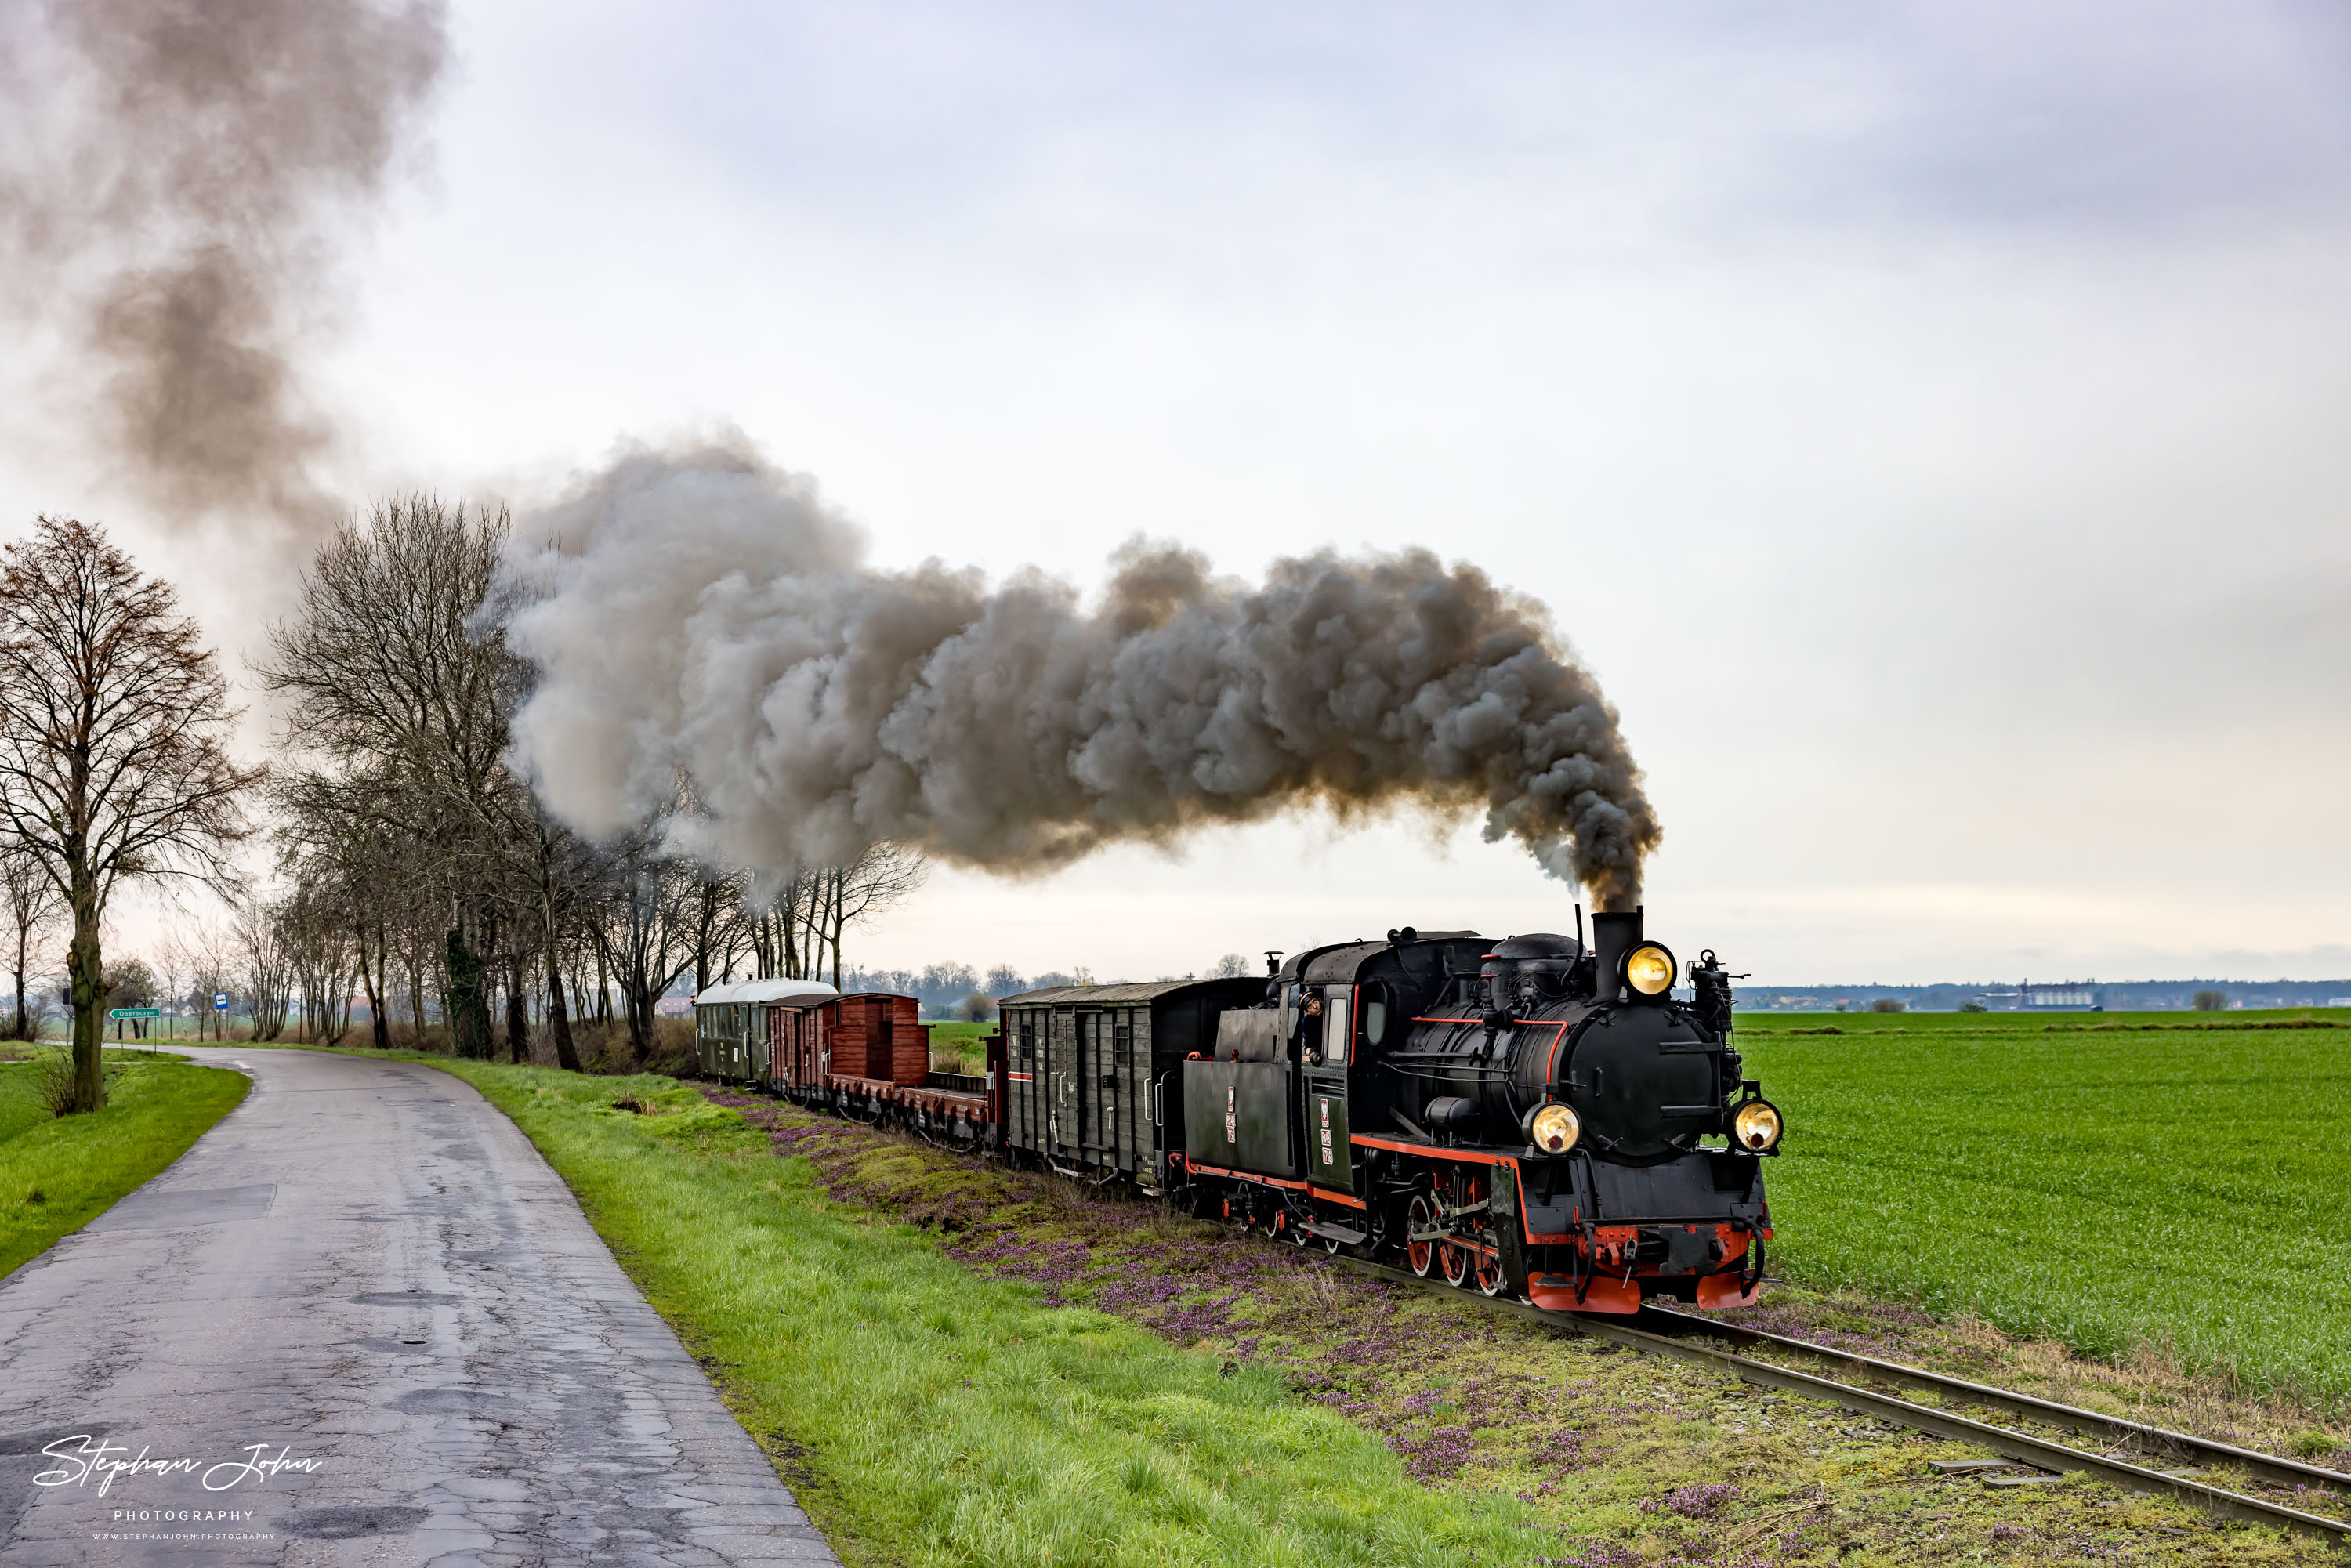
[{"x1": 213, "y1": 992, "x2": 230, "y2": 1010}]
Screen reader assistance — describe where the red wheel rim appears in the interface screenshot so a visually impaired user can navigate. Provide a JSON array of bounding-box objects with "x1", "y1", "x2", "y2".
[
  {"x1": 1407, "y1": 1195, "x2": 1436, "y2": 1276},
  {"x1": 1440, "y1": 1240, "x2": 1469, "y2": 1287}
]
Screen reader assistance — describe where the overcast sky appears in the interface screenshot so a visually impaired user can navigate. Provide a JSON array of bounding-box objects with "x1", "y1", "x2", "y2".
[{"x1": 6, "y1": 0, "x2": 2349, "y2": 983}]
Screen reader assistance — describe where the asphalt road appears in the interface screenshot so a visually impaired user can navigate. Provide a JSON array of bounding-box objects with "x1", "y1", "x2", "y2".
[{"x1": 0, "y1": 1046, "x2": 841, "y2": 1567}]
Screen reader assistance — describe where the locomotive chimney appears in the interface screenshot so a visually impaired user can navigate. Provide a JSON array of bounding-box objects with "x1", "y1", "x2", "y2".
[{"x1": 1591, "y1": 907, "x2": 1643, "y2": 1001}]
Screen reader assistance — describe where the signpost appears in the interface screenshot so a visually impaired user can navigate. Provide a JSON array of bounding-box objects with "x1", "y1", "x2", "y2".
[
  {"x1": 110, "y1": 1005, "x2": 159, "y2": 1043},
  {"x1": 214, "y1": 991, "x2": 230, "y2": 1043}
]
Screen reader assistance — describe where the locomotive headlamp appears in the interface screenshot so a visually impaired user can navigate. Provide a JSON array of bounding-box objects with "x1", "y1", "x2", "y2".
[
  {"x1": 1623, "y1": 943, "x2": 1676, "y2": 997},
  {"x1": 1732, "y1": 1099, "x2": 1784, "y2": 1153},
  {"x1": 1528, "y1": 1101, "x2": 1581, "y2": 1155}
]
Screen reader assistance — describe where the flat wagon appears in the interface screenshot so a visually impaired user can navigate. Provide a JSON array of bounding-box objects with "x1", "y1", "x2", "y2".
[{"x1": 767, "y1": 991, "x2": 1005, "y2": 1146}]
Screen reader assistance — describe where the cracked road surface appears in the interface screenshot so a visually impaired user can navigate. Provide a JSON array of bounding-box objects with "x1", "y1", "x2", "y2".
[{"x1": 0, "y1": 1047, "x2": 841, "y2": 1567}]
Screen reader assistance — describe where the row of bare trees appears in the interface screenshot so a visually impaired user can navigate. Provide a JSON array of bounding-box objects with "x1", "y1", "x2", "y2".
[
  {"x1": 255, "y1": 496, "x2": 922, "y2": 1070},
  {"x1": 0, "y1": 502, "x2": 925, "y2": 1110}
]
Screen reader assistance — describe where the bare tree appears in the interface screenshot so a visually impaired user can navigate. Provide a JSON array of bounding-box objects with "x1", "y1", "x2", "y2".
[
  {"x1": 582, "y1": 824, "x2": 701, "y2": 1066},
  {"x1": 687, "y1": 866, "x2": 752, "y2": 992},
  {"x1": 281, "y1": 878, "x2": 353, "y2": 1044},
  {"x1": 259, "y1": 498, "x2": 522, "y2": 1058},
  {"x1": 527, "y1": 806, "x2": 585, "y2": 1070},
  {"x1": 234, "y1": 894, "x2": 294, "y2": 1041},
  {"x1": 817, "y1": 845, "x2": 926, "y2": 989},
  {"x1": 0, "y1": 839, "x2": 63, "y2": 1038},
  {"x1": 175, "y1": 920, "x2": 238, "y2": 1042},
  {"x1": 0, "y1": 517, "x2": 262, "y2": 1110},
  {"x1": 155, "y1": 932, "x2": 184, "y2": 1041}
]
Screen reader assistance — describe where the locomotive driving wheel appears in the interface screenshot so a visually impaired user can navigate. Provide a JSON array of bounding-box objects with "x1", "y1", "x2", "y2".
[
  {"x1": 1473, "y1": 1233, "x2": 1505, "y2": 1297},
  {"x1": 1406, "y1": 1193, "x2": 1438, "y2": 1277},
  {"x1": 1440, "y1": 1236, "x2": 1470, "y2": 1287}
]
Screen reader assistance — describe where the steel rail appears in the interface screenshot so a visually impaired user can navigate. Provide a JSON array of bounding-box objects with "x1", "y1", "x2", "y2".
[
  {"x1": 1636, "y1": 1302, "x2": 2351, "y2": 1498},
  {"x1": 1331, "y1": 1256, "x2": 2351, "y2": 1544}
]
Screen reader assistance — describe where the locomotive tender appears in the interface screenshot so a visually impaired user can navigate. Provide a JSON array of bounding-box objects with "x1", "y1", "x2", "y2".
[{"x1": 697, "y1": 907, "x2": 1780, "y2": 1315}]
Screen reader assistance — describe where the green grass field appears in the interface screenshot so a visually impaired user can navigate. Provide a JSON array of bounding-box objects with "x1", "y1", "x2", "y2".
[
  {"x1": 926, "y1": 1019, "x2": 996, "y2": 1075},
  {"x1": 0, "y1": 1048, "x2": 251, "y2": 1280},
  {"x1": 1737, "y1": 1009, "x2": 2351, "y2": 1407},
  {"x1": 416, "y1": 1056, "x2": 1538, "y2": 1567}
]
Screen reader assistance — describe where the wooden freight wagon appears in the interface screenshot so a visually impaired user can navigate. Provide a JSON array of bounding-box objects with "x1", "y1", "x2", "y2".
[
  {"x1": 827, "y1": 993, "x2": 930, "y2": 1082},
  {"x1": 994, "y1": 977, "x2": 1266, "y2": 1188}
]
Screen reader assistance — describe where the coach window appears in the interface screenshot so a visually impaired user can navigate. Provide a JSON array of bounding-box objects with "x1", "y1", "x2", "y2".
[{"x1": 1325, "y1": 990, "x2": 1350, "y2": 1065}]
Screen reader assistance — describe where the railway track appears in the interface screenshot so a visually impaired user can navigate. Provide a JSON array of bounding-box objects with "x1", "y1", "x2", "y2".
[{"x1": 1334, "y1": 1256, "x2": 2351, "y2": 1543}]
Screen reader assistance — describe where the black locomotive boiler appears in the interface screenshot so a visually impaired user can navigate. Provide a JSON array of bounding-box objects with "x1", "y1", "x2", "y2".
[{"x1": 1172, "y1": 910, "x2": 1779, "y2": 1312}]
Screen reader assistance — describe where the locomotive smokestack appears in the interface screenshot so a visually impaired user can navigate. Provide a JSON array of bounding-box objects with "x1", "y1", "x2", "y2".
[
  {"x1": 500, "y1": 438, "x2": 1662, "y2": 903},
  {"x1": 1591, "y1": 908, "x2": 1643, "y2": 1001}
]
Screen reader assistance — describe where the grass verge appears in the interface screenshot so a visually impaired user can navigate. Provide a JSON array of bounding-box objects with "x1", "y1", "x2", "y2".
[
  {"x1": 0, "y1": 1048, "x2": 250, "y2": 1280},
  {"x1": 1737, "y1": 1010, "x2": 2351, "y2": 1408},
  {"x1": 404, "y1": 1055, "x2": 1542, "y2": 1568}
]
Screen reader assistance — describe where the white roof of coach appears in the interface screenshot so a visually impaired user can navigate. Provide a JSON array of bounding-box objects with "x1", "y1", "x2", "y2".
[{"x1": 694, "y1": 978, "x2": 839, "y2": 1007}]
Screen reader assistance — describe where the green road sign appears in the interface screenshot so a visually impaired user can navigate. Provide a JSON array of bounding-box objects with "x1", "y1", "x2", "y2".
[{"x1": 107, "y1": 1007, "x2": 161, "y2": 1019}]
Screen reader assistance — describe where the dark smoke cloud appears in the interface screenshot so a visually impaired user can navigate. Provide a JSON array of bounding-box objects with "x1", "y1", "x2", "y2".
[
  {"x1": 0, "y1": 0, "x2": 447, "y2": 533},
  {"x1": 503, "y1": 438, "x2": 1661, "y2": 909}
]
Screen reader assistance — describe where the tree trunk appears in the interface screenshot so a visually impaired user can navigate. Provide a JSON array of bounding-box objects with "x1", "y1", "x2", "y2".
[
  {"x1": 10, "y1": 915, "x2": 27, "y2": 1039},
  {"x1": 447, "y1": 924, "x2": 487, "y2": 1059},
  {"x1": 67, "y1": 890, "x2": 104, "y2": 1113},
  {"x1": 362, "y1": 919, "x2": 391, "y2": 1050},
  {"x1": 505, "y1": 951, "x2": 530, "y2": 1064},
  {"x1": 625, "y1": 975, "x2": 653, "y2": 1066},
  {"x1": 406, "y1": 951, "x2": 426, "y2": 1052},
  {"x1": 826, "y1": 869, "x2": 845, "y2": 990},
  {"x1": 544, "y1": 925, "x2": 579, "y2": 1074}
]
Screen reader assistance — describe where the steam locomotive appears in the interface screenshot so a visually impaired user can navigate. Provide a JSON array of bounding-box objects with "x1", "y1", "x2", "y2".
[{"x1": 698, "y1": 909, "x2": 1780, "y2": 1315}]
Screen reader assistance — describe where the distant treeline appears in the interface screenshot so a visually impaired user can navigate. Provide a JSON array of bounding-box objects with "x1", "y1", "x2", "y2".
[
  {"x1": 839, "y1": 958, "x2": 1261, "y2": 1019},
  {"x1": 1742, "y1": 979, "x2": 2351, "y2": 1012},
  {"x1": 839, "y1": 964, "x2": 1090, "y2": 1019}
]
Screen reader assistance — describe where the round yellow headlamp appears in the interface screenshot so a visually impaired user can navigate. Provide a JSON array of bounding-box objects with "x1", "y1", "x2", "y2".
[
  {"x1": 1624, "y1": 944, "x2": 1675, "y2": 996},
  {"x1": 1529, "y1": 1101, "x2": 1581, "y2": 1154},
  {"x1": 1732, "y1": 1099, "x2": 1783, "y2": 1152}
]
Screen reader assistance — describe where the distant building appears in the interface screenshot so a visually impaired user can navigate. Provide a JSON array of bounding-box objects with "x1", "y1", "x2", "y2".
[{"x1": 2020, "y1": 980, "x2": 2103, "y2": 1012}]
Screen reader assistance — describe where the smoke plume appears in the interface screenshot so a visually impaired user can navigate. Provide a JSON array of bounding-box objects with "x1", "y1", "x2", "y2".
[
  {"x1": 0, "y1": 0, "x2": 447, "y2": 533},
  {"x1": 504, "y1": 439, "x2": 1660, "y2": 909}
]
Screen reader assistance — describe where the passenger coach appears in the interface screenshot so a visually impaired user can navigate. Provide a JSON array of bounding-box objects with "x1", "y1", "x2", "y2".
[{"x1": 692, "y1": 978, "x2": 838, "y2": 1081}]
